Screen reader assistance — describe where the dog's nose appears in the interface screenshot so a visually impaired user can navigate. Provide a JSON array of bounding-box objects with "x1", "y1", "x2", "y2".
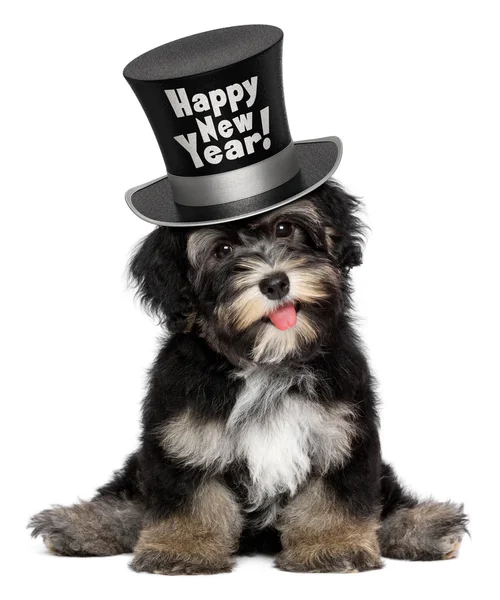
[{"x1": 259, "y1": 272, "x2": 290, "y2": 300}]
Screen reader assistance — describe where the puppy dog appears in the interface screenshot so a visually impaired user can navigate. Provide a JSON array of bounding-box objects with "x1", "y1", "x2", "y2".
[{"x1": 29, "y1": 181, "x2": 467, "y2": 574}]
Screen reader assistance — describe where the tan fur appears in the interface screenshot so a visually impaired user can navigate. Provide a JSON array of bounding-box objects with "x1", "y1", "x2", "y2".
[
  {"x1": 183, "y1": 310, "x2": 198, "y2": 332},
  {"x1": 186, "y1": 228, "x2": 224, "y2": 269},
  {"x1": 158, "y1": 411, "x2": 233, "y2": 471},
  {"x1": 218, "y1": 254, "x2": 282, "y2": 331},
  {"x1": 132, "y1": 479, "x2": 243, "y2": 575},
  {"x1": 158, "y1": 400, "x2": 356, "y2": 517},
  {"x1": 220, "y1": 282, "x2": 267, "y2": 331},
  {"x1": 288, "y1": 261, "x2": 337, "y2": 303},
  {"x1": 276, "y1": 478, "x2": 382, "y2": 572},
  {"x1": 324, "y1": 226, "x2": 337, "y2": 255},
  {"x1": 379, "y1": 501, "x2": 467, "y2": 560},
  {"x1": 252, "y1": 313, "x2": 318, "y2": 363},
  {"x1": 28, "y1": 497, "x2": 144, "y2": 556},
  {"x1": 219, "y1": 251, "x2": 337, "y2": 334}
]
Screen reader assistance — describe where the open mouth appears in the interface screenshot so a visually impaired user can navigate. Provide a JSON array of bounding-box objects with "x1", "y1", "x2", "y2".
[{"x1": 262, "y1": 302, "x2": 301, "y2": 331}]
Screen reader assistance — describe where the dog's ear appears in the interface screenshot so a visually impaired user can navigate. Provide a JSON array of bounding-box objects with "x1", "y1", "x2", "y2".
[
  {"x1": 129, "y1": 227, "x2": 195, "y2": 332},
  {"x1": 315, "y1": 181, "x2": 366, "y2": 270}
]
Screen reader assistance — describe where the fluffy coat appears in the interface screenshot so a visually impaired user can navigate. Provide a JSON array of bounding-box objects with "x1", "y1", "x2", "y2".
[{"x1": 29, "y1": 181, "x2": 467, "y2": 574}]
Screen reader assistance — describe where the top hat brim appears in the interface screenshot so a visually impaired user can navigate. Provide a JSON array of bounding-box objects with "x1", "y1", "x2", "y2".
[{"x1": 125, "y1": 136, "x2": 342, "y2": 227}]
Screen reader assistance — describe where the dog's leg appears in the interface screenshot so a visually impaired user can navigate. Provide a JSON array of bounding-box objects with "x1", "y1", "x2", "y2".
[
  {"x1": 380, "y1": 500, "x2": 468, "y2": 560},
  {"x1": 29, "y1": 496, "x2": 144, "y2": 556},
  {"x1": 379, "y1": 462, "x2": 468, "y2": 560},
  {"x1": 276, "y1": 478, "x2": 382, "y2": 573},
  {"x1": 131, "y1": 478, "x2": 243, "y2": 575}
]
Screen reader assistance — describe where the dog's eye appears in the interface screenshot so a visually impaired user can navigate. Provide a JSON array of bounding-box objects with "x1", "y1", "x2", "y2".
[
  {"x1": 214, "y1": 243, "x2": 233, "y2": 259},
  {"x1": 275, "y1": 222, "x2": 294, "y2": 238}
]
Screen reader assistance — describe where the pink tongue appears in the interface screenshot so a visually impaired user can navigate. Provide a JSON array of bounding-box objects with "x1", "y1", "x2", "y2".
[{"x1": 268, "y1": 304, "x2": 297, "y2": 330}]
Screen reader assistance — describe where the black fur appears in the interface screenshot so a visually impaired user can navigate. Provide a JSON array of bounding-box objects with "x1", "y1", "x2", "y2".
[{"x1": 29, "y1": 181, "x2": 467, "y2": 571}]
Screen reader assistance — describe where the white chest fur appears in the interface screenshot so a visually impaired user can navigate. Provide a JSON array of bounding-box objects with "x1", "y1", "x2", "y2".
[{"x1": 160, "y1": 366, "x2": 356, "y2": 509}]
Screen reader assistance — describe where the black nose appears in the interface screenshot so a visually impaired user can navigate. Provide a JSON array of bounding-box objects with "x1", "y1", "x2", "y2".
[{"x1": 259, "y1": 272, "x2": 290, "y2": 300}]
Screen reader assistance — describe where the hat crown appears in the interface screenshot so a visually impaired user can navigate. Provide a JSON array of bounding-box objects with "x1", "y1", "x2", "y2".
[
  {"x1": 124, "y1": 25, "x2": 283, "y2": 81},
  {"x1": 124, "y1": 25, "x2": 293, "y2": 180}
]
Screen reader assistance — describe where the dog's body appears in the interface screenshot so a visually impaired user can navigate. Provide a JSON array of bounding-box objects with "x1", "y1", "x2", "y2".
[{"x1": 29, "y1": 182, "x2": 467, "y2": 573}]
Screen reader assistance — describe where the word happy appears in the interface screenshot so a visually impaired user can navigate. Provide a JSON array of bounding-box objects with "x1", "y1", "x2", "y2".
[{"x1": 165, "y1": 76, "x2": 271, "y2": 169}]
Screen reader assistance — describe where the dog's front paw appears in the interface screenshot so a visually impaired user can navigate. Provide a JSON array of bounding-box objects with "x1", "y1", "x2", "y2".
[
  {"x1": 131, "y1": 549, "x2": 234, "y2": 575},
  {"x1": 276, "y1": 546, "x2": 383, "y2": 573},
  {"x1": 28, "y1": 498, "x2": 142, "y2": 556},
  {"x1": 379, "y1": 501, "x2": 468, "y2": 561},
  {"x1": 28, "y1": 506, "x2": 106, "y2": 557}
]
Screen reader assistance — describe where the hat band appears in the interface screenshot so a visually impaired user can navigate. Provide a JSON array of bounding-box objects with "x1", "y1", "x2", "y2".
[{"x1": 168, "y1": 142, "x2": 300, "y2": 207}]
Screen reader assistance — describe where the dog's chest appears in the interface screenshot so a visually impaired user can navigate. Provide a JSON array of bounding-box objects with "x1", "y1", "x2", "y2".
[
  {"x1": 161, "y1": 366, "x2": 355, "y2": 506},
  {"x1": 228, "y1": 368, "x2": 315, "y2": 504}
]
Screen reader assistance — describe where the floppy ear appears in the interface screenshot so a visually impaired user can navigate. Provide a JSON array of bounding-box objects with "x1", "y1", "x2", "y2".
[
  {"x1": 315, "y1": 181, "x2": 366, "y2": 270},
  {"x1": 129, "y1": 227, "x2": 195, "y2": 332}
]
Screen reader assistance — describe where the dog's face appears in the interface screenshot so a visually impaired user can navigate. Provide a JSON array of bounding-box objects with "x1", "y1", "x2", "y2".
[
  {"x1": 130, "y1": 182, "x2": 364, "y2": 365},
  {"x1": 186, "y1": 200, "x2": 341, "y2": 364}
]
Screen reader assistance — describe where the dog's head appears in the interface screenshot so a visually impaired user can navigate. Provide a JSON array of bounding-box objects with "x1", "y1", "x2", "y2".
[{"x1": 129, "y1": 181, "x2": 365, "y2": 365}]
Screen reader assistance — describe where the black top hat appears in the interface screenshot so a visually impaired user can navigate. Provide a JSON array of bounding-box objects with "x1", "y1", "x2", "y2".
[{"x1": 124, "y1": 25, "x2": 342, "y2": 227}]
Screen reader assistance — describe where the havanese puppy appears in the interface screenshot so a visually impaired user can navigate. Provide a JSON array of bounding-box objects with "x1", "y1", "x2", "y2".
[{"x1": 29, "y1": 181, "x2": 467, "y2": 574}]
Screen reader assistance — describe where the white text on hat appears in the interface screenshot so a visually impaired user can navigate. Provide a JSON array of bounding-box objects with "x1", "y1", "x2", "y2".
[{"x1": 165, "y1": 76, "x2": 258, "y2": 118}]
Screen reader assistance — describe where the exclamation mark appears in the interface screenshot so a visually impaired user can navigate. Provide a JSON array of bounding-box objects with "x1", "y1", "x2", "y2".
[{"x1": 261, "y1": 106, "x2": 271, "y2": 150}]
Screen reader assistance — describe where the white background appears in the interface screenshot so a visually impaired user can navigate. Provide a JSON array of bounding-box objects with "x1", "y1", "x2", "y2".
[{"x1": 2, "y1": 1, "x2": 499, "y2": 598}]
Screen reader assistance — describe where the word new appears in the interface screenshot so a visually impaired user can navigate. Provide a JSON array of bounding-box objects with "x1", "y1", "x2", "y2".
[{"x1": 174, "y1": 107, "x2": 270, "y2": 168}]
